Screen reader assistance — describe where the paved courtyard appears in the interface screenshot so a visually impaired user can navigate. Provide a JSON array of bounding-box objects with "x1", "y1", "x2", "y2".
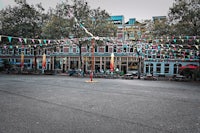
[{"x1": 0, "y1": 74, "x2": 200, "y2": 133}]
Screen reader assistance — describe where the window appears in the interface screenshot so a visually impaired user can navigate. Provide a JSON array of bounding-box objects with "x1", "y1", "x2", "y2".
[
  {"x1": 54, "y1": 47, "x2": 56, "y2": 52},
  {"x1": 60, "y1": 46, "x2": 63, "y2": 53},
  {"x1": 156, "y1": 63, "x2": 161, "y2": 73},
  {"x1": 130, "y1": 46, "x2": 133, "y2": 52},
  {"x1": 69, "y1": 46, "x2": 73, "y2": 53},
  {"x1": 18, "y1": 49, "x2": 21, "y2": 55},
  {"x1": 146, "y1": 63, "x2": 153, "y2": 74},
  {"x1": 113, "y1": 45, "x2": 117, "y2": 53},
  {"x1": 31, "y1": 48, "x2": 34, "y2": 55},
  {"x1": 123, "y1": 45, "x2": 127, "y2": 52},
  {"x1": 105, "y1": 46, "x2": 108, "y2": 52},
  {"x1": 24, "y1": 49, "x2": 28, "y2": 55},
  {"x1": 150, "y1": 64, "x2": 153, "y2": 74},
  {"x1": 38, "y1": 49, "x2": 41, "y2": 55},
  {"x1": 0, "y1": 48, "x2": 2, "y2": 54},
  {"x1": 95, "y1": 46, "x2": 98, "y2": 53},
  {"x1": 76, "y1": 46, "x2": 79, "y2": 53},
  {"x1": 9, "y1": 49, "x2": 14, "y2": 55},
  {"x1": 87, "y1": 45, "x2": 90, "y2": 52},
  {"x1": 174, "y1": 64, "x2": 182, "y2": 74},
  {"x1": 44, "y1": 49, "x2": 47, "y2": 55},
  {"x1": 165, "y1": 64, "x2": 169, "y2": 73}
]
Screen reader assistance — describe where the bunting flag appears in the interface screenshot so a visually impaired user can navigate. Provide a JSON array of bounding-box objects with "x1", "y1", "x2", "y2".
[
  {"x1": 32, "y1": 39, "x2": 35, "y2": 43},
  {"x1": 43, "y1": 39, "x2": 47, "y2": 44},
  {"x1": 8, "y1": 36, "x2": 12, "y2": 43},
  {"x1": 24, "y1": 38, "x2": 27, "y2": 44},
  {"x1": 19, "y1": 38, "x2": 22, "y2": 42},
  {"x1": 0, "y1": 33, "x2": 199, "y2": 61},
  {"x1": 38, "y1": 39, "x2": 42, "y2": 44}
]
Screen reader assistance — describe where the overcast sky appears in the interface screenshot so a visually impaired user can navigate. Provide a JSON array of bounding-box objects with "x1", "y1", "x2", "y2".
[{"x1": 0, "y1": 0, "x2": 175, "y2": 21}]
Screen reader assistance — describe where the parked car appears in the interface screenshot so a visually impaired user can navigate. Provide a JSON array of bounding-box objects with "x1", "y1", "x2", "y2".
[
  {"x1": 127, "y1": 70, "x2": 138, "y2": 76},
  {"x1": 68, "y1": 69, "x2": 81, "y2": 76}
]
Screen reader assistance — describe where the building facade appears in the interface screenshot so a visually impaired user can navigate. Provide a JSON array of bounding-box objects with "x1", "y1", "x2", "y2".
[{"x1": 0, "y1": 15, "x2": 199, "y2": 76}]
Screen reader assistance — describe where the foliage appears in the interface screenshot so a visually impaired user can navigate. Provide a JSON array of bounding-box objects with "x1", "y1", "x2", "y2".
[
  {"x1": 48, "y1": 0, "x2": 117, "y2": 69},
  {"x1": 0, "y1": 1, "x2": 47, "y2": 39},
  {"x1": 168, "y1": 0, "x2": 200, "y2": 35},
  {"x1": 152, "y1": 19, "x2": 171, "y2": 36}
]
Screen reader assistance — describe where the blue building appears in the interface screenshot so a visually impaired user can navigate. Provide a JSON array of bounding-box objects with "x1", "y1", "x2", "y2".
[{"x1": 0, "y1": 15, "x2": 199, "y2": 77}]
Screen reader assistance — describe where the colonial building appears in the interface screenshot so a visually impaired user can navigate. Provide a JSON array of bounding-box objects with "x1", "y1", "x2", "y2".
[{"x1": 0, "y1": 15, "x2": 199, "y2": 77}]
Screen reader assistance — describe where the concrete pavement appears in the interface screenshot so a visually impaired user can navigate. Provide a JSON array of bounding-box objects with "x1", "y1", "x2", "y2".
[{"x1": 0, "y1": 74, "x2": 200, "y2": 133}]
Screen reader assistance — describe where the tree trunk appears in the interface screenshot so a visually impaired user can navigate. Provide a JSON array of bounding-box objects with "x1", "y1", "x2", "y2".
[
  {"x1": 79, "y1": 43, "x2": 82, "y2": 70},
  {"x1": 34, "y1": 47, "x2": 37, "y2": 72},
  {"x1": 138, "y1": 57, "x2": 141, "y2": 79}
]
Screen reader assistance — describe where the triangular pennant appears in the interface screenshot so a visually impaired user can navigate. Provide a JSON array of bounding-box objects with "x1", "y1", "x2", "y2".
[
  {"x1": 8, "y1": 36, "x2": 12, "y2": 43},
  {"x1": 32, "y1": 39, "x2": 35, "y2": 43},
  {"x1": 23, "y1": 38, "x2": 27, "y2": 44},
  {"x1": 195, "y1": 45, "x2": 199, "y2": 49},
  {"x1": 19, "y1": 38, "x2": 22, "y2": 42},
  {"x1": 43, "y1": 39, "x2": 47, "y2": 44},
  {"x1": 179, "y1": 45, "x2": 183, "y2": 48},
  {"x1": 38, "y1": 39, "x2": 42, "y2": 44},
  {"x1": 173, "y1": 39, "x2": 176, "y2": 43}
]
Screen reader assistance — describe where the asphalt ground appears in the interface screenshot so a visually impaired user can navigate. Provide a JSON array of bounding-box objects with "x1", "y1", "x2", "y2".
[{"x1": 0, "y1": 74, "x2": 200, "y2": 133}]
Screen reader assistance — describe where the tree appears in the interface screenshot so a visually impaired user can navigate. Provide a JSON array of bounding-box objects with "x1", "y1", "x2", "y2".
[
  {"x1": 0, "y1": 1, "x2": 46, "y2": 39},
  {"x1": 152, "y1": 19, "x2": 171, "y2": 36},
  {"x1": 52, "y1": 0, "x2": 117, "y2": 70},
  {"x1": 168, "y1": 0, "x2": 200, "y2": 36}
]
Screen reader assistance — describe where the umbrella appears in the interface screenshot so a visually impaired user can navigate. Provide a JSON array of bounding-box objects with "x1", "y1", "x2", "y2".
[
  {"x1": 179, "y1": 64, "x2": 198, "y2": 70},
  {"x1": 110, "y1": 53, "x2": 114, "y2": 72},
  {"x1": 42, "y1": 54, "x2": 46, "y2": 69},
  {"x1": 20, "y1": 53, "x2": 24, "y2": 69}
]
